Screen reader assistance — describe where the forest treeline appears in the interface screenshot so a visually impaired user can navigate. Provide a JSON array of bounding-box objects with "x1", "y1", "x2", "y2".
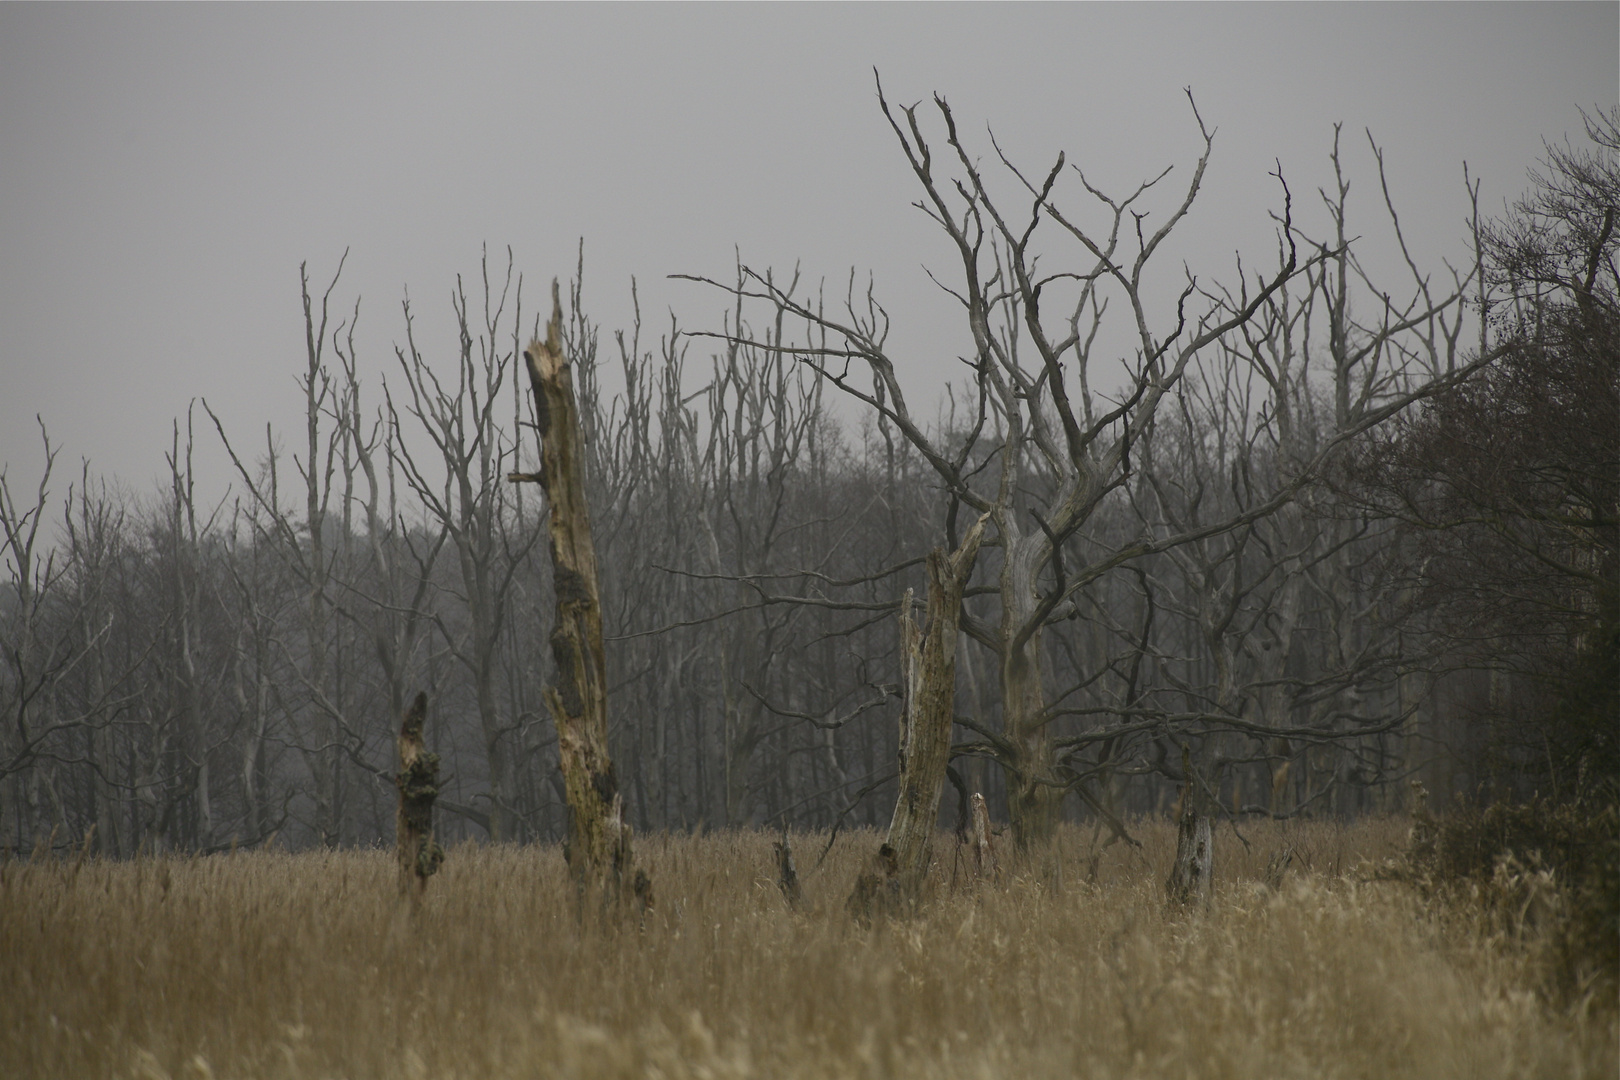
[{"x1": 2, "y1": 103, "x2": 1613, "y2": 856}]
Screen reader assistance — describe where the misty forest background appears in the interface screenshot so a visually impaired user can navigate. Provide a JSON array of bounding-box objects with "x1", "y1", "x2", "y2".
[{"x1": 2, "y1": 102, "x2": 1614, "y2": 858}]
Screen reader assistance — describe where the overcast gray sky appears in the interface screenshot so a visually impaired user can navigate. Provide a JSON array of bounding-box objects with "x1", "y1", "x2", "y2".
[{"x1": 2, "y1": 3, "x2": 1614, "y2": 506}]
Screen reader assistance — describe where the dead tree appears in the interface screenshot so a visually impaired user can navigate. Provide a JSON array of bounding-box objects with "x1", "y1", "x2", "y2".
[
  {"x1": 879, "y1": 517, "x2": 986, "y2": 896},
  {"x1": 1113, "y1": 126, "x2": 1489, "y2": 821},
  {"x1": 390, "y1": 249, "x2": 536, "y2": 841},
  {"x1": 0, "y1": 423, "x2": 69, "y2": 848},
  {"x1": 1165, "y1": 752, "x2": 1213, "y2": 907},
  {"x1": 846, "y1": 842, "x2": 902, "y2": 923},
  {"x1": 206, "y1": 257, "x2": 357, "y2": 847},
  {"x1": 682, "y1": 80, "x2": 1332, "y2": 854},
  {"x1": 516, "y1": 280, "x2": 637, "y2": 901},
  {"x1": 685, "y1": 77, "x2": 1497, "y2": 853},
  {"x1": 774, "y1": 831, "x2": 803, "y2": 910},
  {"x1": 967, "y1": 791, "x2": 998, "y2": 881},
  {"x1": 396, "y1": 692, "x2": 443, "y2": 899}
]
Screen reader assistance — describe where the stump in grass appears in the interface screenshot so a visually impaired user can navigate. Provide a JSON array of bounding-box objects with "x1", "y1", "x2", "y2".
[
  {"x1": 968, "y1": 792, "x2": 999, "y2": 882},
  {"x1": 847, "y1": 843, "x2": 904, "y2": 924},
  {"x1": 879, "y1": 521, "x2": 986, "y2": 897},
  {"x1": 1407, "y1": 780, "x2": 1436, "y2": 866},
  {"x1": 1263, "y1": 846, "x2": 1295, "y2": 890},
  {"x1": 1165, "y1": 769, "x2": 1213, "y2": 908},
  {"x1": 396, "y1": 692, "x2": 444, "y2": 900},
  {"x1": 774, "y1": 832, "x2": 803, "y2": 910},
  {"x1": 856, "y1": 518, "x2": 987, "y2": 916}
]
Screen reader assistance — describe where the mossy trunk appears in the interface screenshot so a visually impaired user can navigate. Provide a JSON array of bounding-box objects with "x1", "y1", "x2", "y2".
[{"x1": 396, "y1": 692, "x2": 443, "y2": 899}]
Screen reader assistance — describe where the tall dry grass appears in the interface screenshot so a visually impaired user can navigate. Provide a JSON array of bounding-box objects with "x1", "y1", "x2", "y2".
[{"x1": 3, "y1": 817, "x2": 1612, "y2": 1079}]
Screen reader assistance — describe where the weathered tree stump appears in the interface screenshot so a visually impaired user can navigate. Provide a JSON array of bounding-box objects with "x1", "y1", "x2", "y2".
[
  {"x1": 861, "y1": 517, "x2": 985, "y2": 911},
  {"x1": 1263, "y1": 845, "x2": 1295, "y2": 890},
  {"x1": 517, "y1": 281, "x2": 644, "y2": 912},
  {"x1": 1407, "y1": 779, "x2": 1436, "y2": 866},
  {"x1": 1165, "y1": 767, "x2": 1213, "y2": 907},
  {"x1": 846, "y1": 843, "x2": 904, "y2": 924},
  {"x1": 396, "y1": 692, "x2": 443, "y2": 900},
  {"x1": 968, "y1": 792, "x2": 999, "y2": 882},
  {"x1": 774, "y1": 831, "x2": 802, "y2": 910}
]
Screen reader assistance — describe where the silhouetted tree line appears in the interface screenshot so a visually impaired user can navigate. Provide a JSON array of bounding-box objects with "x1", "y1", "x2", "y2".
[
  {"x1": 2, "y1": 105, "x2": 1612, "y2": 855},
  {"x1": 1350, "y1": 108, "x2": 1618, "y2": 806}
]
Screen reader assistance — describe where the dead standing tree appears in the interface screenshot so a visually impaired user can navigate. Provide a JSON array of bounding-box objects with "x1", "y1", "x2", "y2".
[
  {"x1": 0, "y1": 423, "x2": 73, "y2": 849},
  {"x1": 685, "y1": 80, "x2": 1330, "y2": 856},
  {"x1": 515, "y1": 281, "x2": 639, "y2": 903},
  {"x1": 207, "y1": 257, "x2": 356, "y2": 847},
  {"x1": 879, "y1": 517, "x2": 986, "y2": 897},
  {"x1": 390, "y1": 250, "x2": 538, "y2": 842},
  {"x1": 1110, "y1": 126, "x2": 1488, "y2": 820},
  {"x1": 686, "y1": 78, "x2": 1496, "y2": 858},
  {"x1": 1165, "y1": 747, "x2": 1213, "y2": 907},
  {"x1": 396, "y1": 691, "x2": 443, "y2": 899},
  {"x1": 848, "y1": 519, "x2": 986, "y2": 917}
]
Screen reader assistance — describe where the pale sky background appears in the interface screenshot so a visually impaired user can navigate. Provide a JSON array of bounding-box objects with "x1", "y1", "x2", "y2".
[{"x1": 1, "y1": 3, "x2": 1615, "y2": 509}]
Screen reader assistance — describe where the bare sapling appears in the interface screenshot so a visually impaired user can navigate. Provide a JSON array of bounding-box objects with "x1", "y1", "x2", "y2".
[
  {"x1": 396, "y1": 692, "x2": 443, "y2": 900},
  {"x1": 516, "y1": 280, "x2": 642, "y2": 909}
]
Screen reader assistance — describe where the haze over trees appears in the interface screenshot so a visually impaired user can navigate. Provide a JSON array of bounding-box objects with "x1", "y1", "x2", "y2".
[{"x1": 1, "y1": 95, "x2": 1613, "y2": 857}]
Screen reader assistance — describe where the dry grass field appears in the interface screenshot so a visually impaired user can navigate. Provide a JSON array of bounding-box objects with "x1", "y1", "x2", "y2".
[{"x1": 3, "y1": 817, "x2": 1613, "y2": 1079}]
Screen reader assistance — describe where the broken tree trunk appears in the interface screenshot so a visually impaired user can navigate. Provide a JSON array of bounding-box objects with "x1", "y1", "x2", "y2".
[
  {"x1": 518, "y1": 280, "x2": 637, "y2": 904},
  {"x1": 1263, "y1": 845, "x2": 1295, "y2": 890},
  {"x1": 774, "y1": 831, "x2": 802, "y2": 910},
  {"x1": 968, "y1": 791, "x2": 998, "y2": 882},
  {"x1": 1165, "y1": 750, "x2": 1213, "y2": 907},
  {"x1": 846, "y1": 843, "x2": 902, "y2": 924},
  {"x1": 396, "y1": 692, "x2": 444, "y2": 900},
  {"x1": 864, "y1": 517, "x2": 985, "y2": 906}
]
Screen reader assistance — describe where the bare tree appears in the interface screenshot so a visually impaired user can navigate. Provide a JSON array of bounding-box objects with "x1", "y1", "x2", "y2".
[
  {"x1": 151, "y1": 409, "x2": 220, "y2": 849},
  {"x1": 1353, "y1": 108, "x2": 1619, "y2": 801},
  {"x1": 389, "y1": 250, "x2": 537, "y2": 841},
  {"x1": 1095, "y1": 125, "x2": 1489, "y2": 821},
  {"x1": 0, "y1": 422, "x2": 70, "y2": 847},
  {"x1": 208, "y1": 257, "x2": 358, "y2": 845},
  {"x1": 686, "y1": 78, "x2": 1496, "y2": 853},
  {"x1": 61, "y1": 465, "x2": 132, "y2": 853}
]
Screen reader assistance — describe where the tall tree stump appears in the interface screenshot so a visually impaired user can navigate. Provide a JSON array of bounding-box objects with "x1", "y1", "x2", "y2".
[
  {"x1": 518, "y1": 280, "x2": 640, "y2": 907},
  {"x1": 396, "y1": 692, "x2": 443, "y2": 899},
  {"x1": 1165, "y1": 752, "x2": 1213, "y2": 907},
  {"x1": 859, "y1": 517, "x2": 985, "y2": 911}
]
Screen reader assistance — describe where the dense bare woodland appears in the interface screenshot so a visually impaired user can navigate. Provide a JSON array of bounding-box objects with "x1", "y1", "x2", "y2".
[
  {"x1": 1, "y1": 83, "x2": 1615, "y2": 1077},
  {"x1": 1, "y1": 98, "x2": 1614, "y2": 861}
]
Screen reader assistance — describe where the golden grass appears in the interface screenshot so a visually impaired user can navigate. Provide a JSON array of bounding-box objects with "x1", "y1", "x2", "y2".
[{"x1": 3, "y1": 818, "x2": 1612, "y2": 1079}]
